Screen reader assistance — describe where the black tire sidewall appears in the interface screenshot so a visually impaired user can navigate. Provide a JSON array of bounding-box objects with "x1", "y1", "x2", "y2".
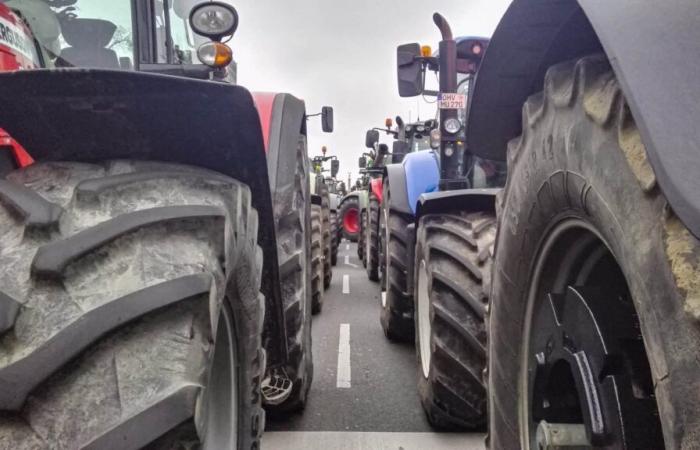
[{"x1": 490, "y1": 85, "x2": 692, "y2": 448}]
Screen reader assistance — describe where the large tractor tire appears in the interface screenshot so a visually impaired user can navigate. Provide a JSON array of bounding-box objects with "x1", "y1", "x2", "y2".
[
  {"x1": 0, "y1": 161, "x2": 265, "y2": 450},
  {"x1": 379, "y1": 181, "x2": 414, "y2": 341},
  {"x1": 489, "y1": 55, "x2": 697, "y2": 449},
  {"x1": 264, "y1": 136, "x2": 313, "y2": 415},
  {"x1": 338, "y1": 196, "x2": 360, "y2": 242},
  {"x1": 414, "y1": 212, "x2": 495, "y2": 430},
  {"x1": 321, "y1": 188, "x2": 332, "y2": 289},
  {"x1": 310, "y1": 204, "x2": 324, "y2": 315},
  {"x1": 359, "y1": 210, "x2": 366, "y2": 265},
  {"x1": 365, "y1": 192, "x2": 380, "y2": 281},
  {"x1": 330, "y1": 210, "x2": 338, "y2": 266}
]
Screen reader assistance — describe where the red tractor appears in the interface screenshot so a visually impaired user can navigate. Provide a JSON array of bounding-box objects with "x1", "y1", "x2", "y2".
[{"x1": 0, "y1": 1, "x2": 328, "y2": 448}]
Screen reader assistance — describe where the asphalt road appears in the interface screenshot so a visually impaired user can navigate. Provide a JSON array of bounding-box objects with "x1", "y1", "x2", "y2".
[{"x1": 264, "y1": 241, "x2": 485, "y2": 450}]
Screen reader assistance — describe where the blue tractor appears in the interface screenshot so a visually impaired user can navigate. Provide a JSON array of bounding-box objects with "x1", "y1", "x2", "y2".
[
  {"x1": 377, "y1": 25, "x2": 498, "y2": 429},
  {"x1": 385, "y1": 1, "x2": 700, "y2": 448}
]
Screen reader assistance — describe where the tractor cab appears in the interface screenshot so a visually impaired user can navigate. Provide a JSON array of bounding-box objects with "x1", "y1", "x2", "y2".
[{"x1": 1, "y1": 0, "x2": 238, "y2": 81}]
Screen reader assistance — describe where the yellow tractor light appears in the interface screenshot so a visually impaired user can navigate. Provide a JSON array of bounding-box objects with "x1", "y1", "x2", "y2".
[{"x1": 197, "y1": 41, "x2": 233, "y2": 68}]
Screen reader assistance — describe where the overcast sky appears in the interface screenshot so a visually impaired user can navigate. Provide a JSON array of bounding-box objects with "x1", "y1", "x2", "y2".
[{"x1": 230, "y1": 0, "x2": 511, "y2": 183}]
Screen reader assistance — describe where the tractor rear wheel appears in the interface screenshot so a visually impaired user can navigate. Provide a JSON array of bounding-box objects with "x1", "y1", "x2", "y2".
[
  {"x1": 311, "y1": 204, "x2": 324, "y2": 314},
  {"x1": 0, "y1": 161, "x2": 265, "y2": 449},
  {"x1": 263, "y1": 136, "x2": 313, "y2": 415},
  {"x1": 489, "y1": 55, "x2": 696, "y2": 449},
  {"x1": 365, "y1": 192, "x2": 380, "y2": 281},
  {"x1": 415, "y1": 212, "x2": 494, "y2": 430},
  {"x1": 330, "y1": 210, "x2": 338, "y2": 266},
  {"x1": 338, "y1": 196, "x2": 360, "y2": 242},
  {"x1": 379, "y1": 181, "x2": 414, "y2": 341}
]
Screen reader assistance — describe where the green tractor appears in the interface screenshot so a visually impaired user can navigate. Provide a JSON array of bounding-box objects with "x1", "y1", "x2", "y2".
[{"x1": 309, "y1": 147, "x2": 340, "y2": 313}]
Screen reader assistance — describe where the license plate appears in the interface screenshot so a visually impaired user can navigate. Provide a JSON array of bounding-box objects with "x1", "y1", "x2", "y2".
[{"x1": 438, "y1": 93, "x2": 466, "y2": 109}]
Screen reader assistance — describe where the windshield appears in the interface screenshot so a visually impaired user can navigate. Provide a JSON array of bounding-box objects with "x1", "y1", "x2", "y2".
[
  {"x1": 409, "y1": 134, "x2": 431, "y2": 152},
  {"x1": 4, "y1": 0, "x2": 134, "y2": 69},
  {"x1": 3, "y1": 0, "x2": 204, "y2": 69}
]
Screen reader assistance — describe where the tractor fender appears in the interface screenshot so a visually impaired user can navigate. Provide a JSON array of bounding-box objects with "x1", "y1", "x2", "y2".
[
  {"x1": 467, "y1": 0, "x2": 700, "y2": 238},
  {"x1": 339, "y1": 191, "x2": 359, "y2": 210},
  {"x1": 369, "y1": 177, "x2": 383, "y2": 204},
  {"x1": 383, "y1": 163, "x2": 411, "y2": 215},
  {"x1": 415, "y1": 188, "x2": 499, "y2": 224},
  {"x1": 385, "y1": 149, "x2": 440, "y2": 216},
  {"x1": 329, "y1": 193, "x2": 340, "y2": 211},
  {"x1": 0, "y1": 69, "x2": 293, "y2": 366}
]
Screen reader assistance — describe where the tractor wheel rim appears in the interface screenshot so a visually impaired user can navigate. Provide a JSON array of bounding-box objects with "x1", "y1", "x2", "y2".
[
  {"x1": 202, "y1": 302, "x2": 238, "y2": 450},
  {"x1": 343, "y1": 208, "x2": 359, "y2": 234},
  {"x1": 518, "y1": 219, "x2": 662, "y2": 450},
  {"x1": 417, "y1": 259, "x2": 431, "y2": 378}
]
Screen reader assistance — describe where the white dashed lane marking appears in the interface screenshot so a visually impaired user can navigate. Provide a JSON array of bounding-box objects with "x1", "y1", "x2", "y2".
[
  {"x1": 342, "y1": 274, "x2": 350, "y2": 294},
  {"x1": 337, "y1": 324, "x2": 351, "y2": 388},
  {"x1": 263, "y1": 431, "x2": 485, "y2": 450}
]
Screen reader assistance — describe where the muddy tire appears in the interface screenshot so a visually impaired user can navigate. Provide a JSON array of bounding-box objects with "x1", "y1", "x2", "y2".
[
  {"x1": 338, "y1": 196, "x2": 360, "y2": 242},
  {"x1": 489, "y1": 55, "x2": 697, "y2": 449},
  {"x1": 311, "y1": 204, "x2": 324, "y2": 315},
  {"x1": 359, "y1": 210, "x2": 366, "y2": 265},
  {"x1": 320, "y1": 187, "x2": 332, "y2": 290},
  {"x1": 379, "y1": 181, "x2": 414, "y2": 342},
  {"x1": 415, "y1": 212, "x2": 494, "y2": 430},
  {"x1": 0, "y1": 161, "x2": 265, "y2": 450},
  {"x1": 365, "y1": 193, "x2": 380, "y2": 281},
  {"x1": 330, "y1": 210, "x2": 338, "y2": 266},
  {"x1": 265, "y1": 136, "x2": 313, "y2": 415}
]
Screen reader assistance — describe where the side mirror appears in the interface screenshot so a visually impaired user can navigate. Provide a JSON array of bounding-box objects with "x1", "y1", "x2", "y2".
[
  {"x1": 358, "y1": 156, "x2": 367, "y2": 168},
  {"x1": 397, "y1": 43, "x2": 423, "y2": 97},
  {"x1": 321, "y1": 106, "x2": 334, "y2": 133},
  {"x1": 365, "y1": 129, "x2": 379, "y2": 148},
  {"x1": 331, "y1": 159, "x2": 339, "y2": 177}
]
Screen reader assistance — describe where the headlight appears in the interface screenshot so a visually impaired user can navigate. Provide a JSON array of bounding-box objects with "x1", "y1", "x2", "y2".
[
  {"x1": 416, "y1": 125, "x2": 425, "y2": 132},
  {"x1": 430, "y1": 128, "x2": 441, "y2": 149},
  {"x1": 189, "y1": 2, "x2": 239, "y2": 40},
  {"x1": 443, "y1": 118, "x2": 461, "y2": 134}
]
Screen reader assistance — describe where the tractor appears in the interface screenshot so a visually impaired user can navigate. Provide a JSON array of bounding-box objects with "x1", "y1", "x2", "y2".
[
  {"x1": 309, "y1": 146, "x2": 339, "y2": 312},
  {"x1": 395, "y1": 2, "x2": 700, "y2": 449},
  {"x1": 362, "y1": 117, "x2": 438, "y2": 281},
  {"x1": 325, "y1": 172, "x2": 344, "y2": 267},
  {"x1": 377, "y1": 29, "x2": 495, "y2": 430},
  {"x1": 0, "y1": 1, "x2": 330, "y2": 448}
]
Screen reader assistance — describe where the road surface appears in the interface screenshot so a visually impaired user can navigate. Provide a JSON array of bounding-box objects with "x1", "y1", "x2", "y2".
[{"x1": 264, "y1": 242, "x2": 485, "y2": 450}]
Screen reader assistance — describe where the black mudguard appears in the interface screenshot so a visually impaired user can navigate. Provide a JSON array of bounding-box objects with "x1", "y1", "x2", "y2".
[
  {"x1": 415, "y1": 188, "x2": 498, "y2": 222},
  {"x1": 467, "y1": 0, "x2": 700, "y2": 238},
  {"x1": 0, "y1": 69, "x2": 290, "y2": 363},
  {"x1": 384, "y1": 163, "x2": 412, "y2": 215}
]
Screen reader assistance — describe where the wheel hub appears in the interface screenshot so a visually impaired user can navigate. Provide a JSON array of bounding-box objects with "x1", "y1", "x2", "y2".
[
  {"x1": 522, "y1": 223, "x2": 663, "y2": 449},
  {"x1": 343, "y1": 208, "x2": 359, "y2": 234}
]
